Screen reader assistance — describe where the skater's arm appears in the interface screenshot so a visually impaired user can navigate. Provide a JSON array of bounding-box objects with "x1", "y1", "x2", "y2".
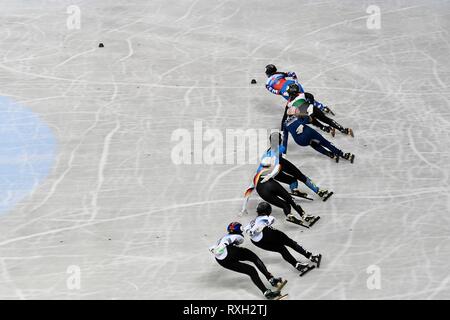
[
  {"x1": 229, "y1": 234, "x2": 244, "y2": 245},
  {"x1": 286, "y1": 71, "x2": 297, "y2": 79},
  {"x1": 244, "y1": 222, "x2": 258, "y2": 238},
  {"x1": 241, "y1": 192, "x2": 251, "y2": 214},
  {"x1": 209, "y1": 238, "x2": 226, "y2": 256},
  {"x1": 282, "y1": 124, "x2": 289, "y2": 153},
  {"x1": 260, "y1": 160, "x2": 281, "y2": 183},
  {"x1": 286, "y1": 106, "x2": 300, "y2": 116},
  {"x1": 241, "y1": 180, "x2": 255, "y2": 214},
  {"x1": 280, "y1": 105, "x2": 288, "y2": 131},
  {"x1": 249, "y1": 216, "x2": 275, "y2": 235},
  {"x1": 265, "y1": 215, "x2": 275, "y2": 226},
  {"x1": 265, "y1": 81, "x2": 279, "y2": 94},
  {"x1": 279, "y1": 144, "x2": 286, "y2": 155},
  {"x1": 309, "y1": 116, "x2": 323, "y2": 129}
]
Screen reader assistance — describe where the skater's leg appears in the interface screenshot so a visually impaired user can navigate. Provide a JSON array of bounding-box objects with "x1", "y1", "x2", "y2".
[
  {"x1": 256, "y1": 180, "x2": 292, "y2": 216},
  {"x1": 310, "y1": 138, "x2": 335, "y2": 157},
  {"x1": 278, "y1": 157, "x2": 320, "y2": 193},
  {"x1": 270, "y1": 245, "x2": 297, "y2": 267},
  {"x1": 279, "y1": 157, "x2": 307, "y2": 184},
  {"x1": 304, "y1": 177, "x2": 320, "y2": 193},
  {"x1": 253, "y1": 230, "x2": 298, "y2": 268},
  {"x1": 312, "y1": 107, "x2": 345, "y2": 131},
  {"x1": 216, "y1": 259, "x2": 268, "y2": 294},
  {"x1": 276, "y1": 230, "x2": 312, "y2": 259},
  {"x1": 309, "y1": 130, "x2": 344, "y2": 157},
  {"x1": 270, "y1": 180, "x2": 305, "y2": 215},
  {"x1": 315, "y1": 136, "x2": 343, "y2": 156},
  {"x1": 274, "y1": 171, "x2": 296, "y2": 187},
  {"x1": 310, "y1": 117, "x2": 330, "y2": 132},
  {"x1": 239, "y1": 247, "x2": 273, "y2": 280}
]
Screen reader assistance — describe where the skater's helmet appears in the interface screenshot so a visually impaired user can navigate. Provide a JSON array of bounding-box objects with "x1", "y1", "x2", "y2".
[
  {"x1": 227, "y1": 222, "x2": 243, "y2": 234},
  {"x1": 286, "y1": 83, "x2": 300, "y2": 97},
  {"x1": 265, "y1": 64, "x2": 277, "y2": 77},
  {"x1": 256, "y1": 202, "x2": 272, "y2": 216},
  {"x1": 269, "y1": 131, "x2": 282, "y2": 149}
]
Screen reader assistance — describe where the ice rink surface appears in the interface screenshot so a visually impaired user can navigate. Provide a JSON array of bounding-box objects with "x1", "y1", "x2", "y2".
[{"x1": 0, "y1": 0, "x2": 449, "y2": 299}]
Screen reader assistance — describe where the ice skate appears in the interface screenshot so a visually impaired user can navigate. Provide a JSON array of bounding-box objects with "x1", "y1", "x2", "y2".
[
  {"x1": 317, "y1": 189, "x2": 333, "y2": 202},
  {"x1": 330, "y1": 127, "x2": 336, "y2": 137},
  {"x1": 328, "y1": 152, "x2": 339, "y2": 163},
  {"x1": 302, "y1": 213, "x2": 318, "y2": 224},
  {"x1": 296, "y1": 261, "x2": 315, "y2": 276},
  {"x1": 342, "y1": 128, "x2": 354, "y2": 137},
  {"x1": 309, "y1": 253, "x2": 322, "y2": 268},
  {"x1": 269, "y1": 277, "x2": 287, "y2": 290},
  {"x1": 343, "y1": 152, "x2": 355, "y2": 163},
  {"x1": 290, "y1": 189, "x2": 314, "y2": 201},
  {"x1": 321, "y1": 125, "x2": 335, "y2": 137},
  {"x1": 322, "y1": 106, "x2": 335, "y2": 115},
  {"x1": 264, "y1": 289, "x2": 281, "y2": 300},
  {"x1": 301, "y1": 212, "x2": 321, "y2": 227},
  {"x1": 287, "y1": 213, "x2": 320, "y2": 228},
  {"x1": 286, "y1": 213, "x2": 306, "y2": 227},
  {"x1": 295, "y1": 261, "x2": 309, "y2": 272}
]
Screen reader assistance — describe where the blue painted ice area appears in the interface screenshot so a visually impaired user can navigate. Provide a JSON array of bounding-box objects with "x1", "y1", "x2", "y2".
[{"x1": 0, "y1": 96, "x2": 56, "y2": 214}]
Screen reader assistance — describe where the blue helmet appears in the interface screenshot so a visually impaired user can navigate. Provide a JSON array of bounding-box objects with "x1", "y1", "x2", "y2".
[{"x1": 227, "y1": 222, "x2": 243, "y2": 234}]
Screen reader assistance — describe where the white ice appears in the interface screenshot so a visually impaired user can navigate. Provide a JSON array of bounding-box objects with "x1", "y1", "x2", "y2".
[{"x1": 0, "y1": 0, "x2": 449, "y2": 299}]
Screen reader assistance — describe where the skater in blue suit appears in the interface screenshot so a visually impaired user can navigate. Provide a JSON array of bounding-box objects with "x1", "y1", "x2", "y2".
[
  {"x1": 281, "y1": 98, "x2": 355, "y2": 163},
  {"x1": 264, "y1": 64, "x2": 333, "y2": 114}
]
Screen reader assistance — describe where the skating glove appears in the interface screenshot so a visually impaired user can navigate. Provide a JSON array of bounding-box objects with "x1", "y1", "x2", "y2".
[
  {"x1": 239, "y1": 209, "x2": 248, "y2": 216},
  {"x1": 287, "y1": 71, "x2": 297, "y2": 79}
]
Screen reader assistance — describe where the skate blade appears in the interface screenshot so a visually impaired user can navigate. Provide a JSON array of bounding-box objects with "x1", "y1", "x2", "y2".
[
  {"x1": 349, "y1": 129, "x2": 354, "y2": 137},
  {"x1": 274, "y1": 294, "x2": 289, "y2": 300},
  {"x1": 316, "y1": 254, "x2": 322, "y2": 268},
  {"x1": 290, "y1": 193, "x2": 314, "y2": 201},
  {"x1": 307, "y1": 216, "x2": 320, "y2": 228},
  {"x1": 299, "y1": 265, "x2": 316, "y2": 277},
  {"x1": 322, "y1": 192, "x2": 333, "y2": 202},
  {"x1": 276, "y1": 280, "x2": 288, "y2": 291},
  {"x1": 286, "y1": 218, "x2": 310, "y2": 229}
]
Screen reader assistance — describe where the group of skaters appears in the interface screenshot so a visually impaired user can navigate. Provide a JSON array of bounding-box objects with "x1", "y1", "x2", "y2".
[{"x1": 209, "y1": 65, "x2": 355, "y2": 299}]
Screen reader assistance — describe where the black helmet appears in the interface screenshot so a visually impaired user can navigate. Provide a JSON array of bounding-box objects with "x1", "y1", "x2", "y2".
[
  {"x1": 256, "y1": 202, "x2": 272, "y2": 216},
  {"x1": 286, "y1": 83, "x2": 300, "y2": 97},
  {"x1": 265, "y1": 64, "x2": 277, "y2": 77}
]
